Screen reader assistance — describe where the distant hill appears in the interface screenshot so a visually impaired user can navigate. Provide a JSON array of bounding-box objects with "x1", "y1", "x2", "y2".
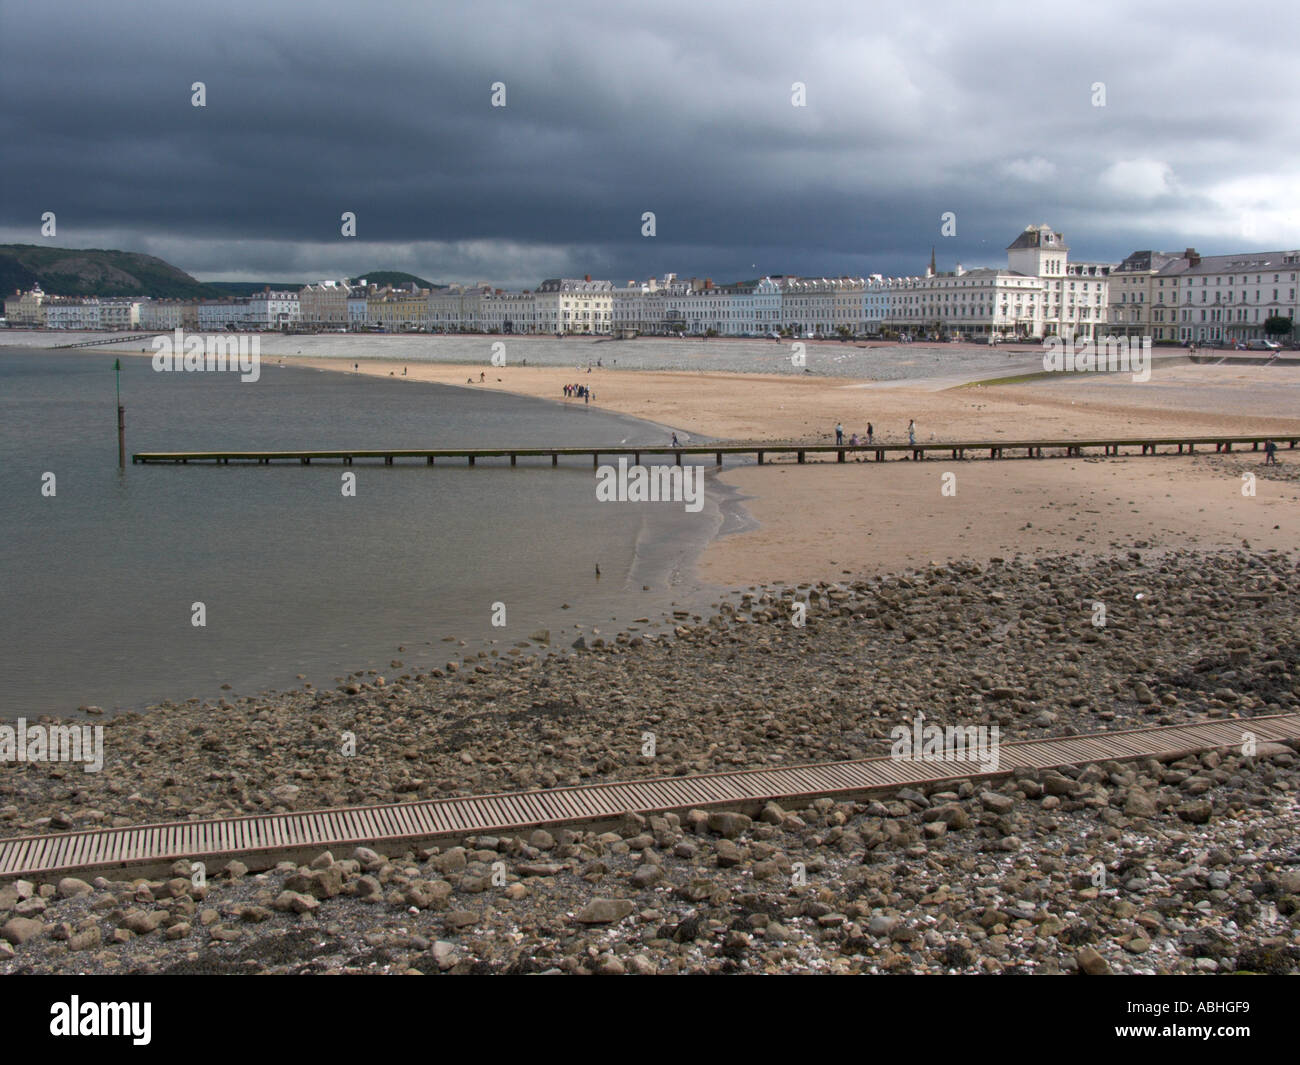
[
  {"x1": 350, "y1": 270, "x2": 444, "y2": 290},
  {"x1": 205, "y1": 281, "x2": 308, "y2": 297},
  {"x1": 0, "y1": 244, "x2": 213, "y2": 298},
  {"x1": 0, "y1": 244, "x2": 448, "y2": 299}
]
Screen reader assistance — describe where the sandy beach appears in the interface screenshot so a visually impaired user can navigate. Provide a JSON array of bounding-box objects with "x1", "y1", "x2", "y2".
[{"x1": 273, "y1": 351, "x2": 1300, "y2": 587}]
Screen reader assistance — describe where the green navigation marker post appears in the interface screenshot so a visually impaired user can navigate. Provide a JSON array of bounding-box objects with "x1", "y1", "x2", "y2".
[{"x1": 116, "y1": 358, "x2": 125, "y2": 468}]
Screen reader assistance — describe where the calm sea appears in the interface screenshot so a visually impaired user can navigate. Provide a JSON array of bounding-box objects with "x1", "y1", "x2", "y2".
[{"x1": 0, "y1": 347, "x2": 726, "y2": 718}]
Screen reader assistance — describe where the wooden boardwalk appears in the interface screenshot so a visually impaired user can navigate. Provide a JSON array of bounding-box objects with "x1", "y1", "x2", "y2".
[
  {"x1": 2, "y1": 715, "x2": 1295, "y2": 882},
  {"x1": 133, "y1": 433, "x2": 1298, "y2": 468}
]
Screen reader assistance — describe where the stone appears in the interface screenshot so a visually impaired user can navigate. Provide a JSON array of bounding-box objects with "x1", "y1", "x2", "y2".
[
  {"x1": 122, "y1": 910, "x2": 165, "y2": 935},
  {"x1": 1177, "y1": 801, "x2": 1213, "y2": 824},
  {"x1": 69, "y1": 926, "x2": 103, "y2": 951},
  {"x1": 1076, "y1": 946, "x2": 1112, "y2": 975},
  {"x1": 430, "y1": 940, "x2": 459, "y2": 970},
  {"x1": 715, "y1": 839, "x2": 745, "y2": 867},
  {"x1": 0, "y1": 917, "x2": 45, "y2": 945},
  {"x1": 979, "y1": 791, "x2": 1015, "y2": 814},
  {"x1": 575, "y1": 898, "x2": 635, "y2": 924},
  {"x1": 706, "y1": 811, "x2": 752, "y2": 839},
  {"x1": 1124, "y1": 789, "x2": 1158, "y2": 817},
  {"x1": 57, "y1": 877, "x2": 95, "y2": 899},
  {"x1": 632, "y1": 864, "x2": 663, "y2": 888},
  {"x1": 272, "y1": 891, "x2": 320, "y2": 914}
]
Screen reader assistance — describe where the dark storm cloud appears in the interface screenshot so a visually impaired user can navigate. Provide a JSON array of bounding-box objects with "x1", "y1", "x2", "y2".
[{"x1": 2, "y1": 0, "x2": 1297, "y2": 286}]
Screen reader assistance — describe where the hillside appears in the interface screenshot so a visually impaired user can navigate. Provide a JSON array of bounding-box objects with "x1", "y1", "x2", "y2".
[
  {"x1": 0, "y1": 244, "x2": 213, "y2": 298},
  {"x1": 351, "y1": 270, "x2": 444, "y2": 290},
  {"x1": 0, "y1": 245, "x2": 449, "y2": 299}
]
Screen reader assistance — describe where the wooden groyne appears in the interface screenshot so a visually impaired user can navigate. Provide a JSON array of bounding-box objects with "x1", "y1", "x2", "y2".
[
  {"x1": 133, "y1": 434, "x2": 1299, "y2": 467},
  {"x1": 2, "y1": 715, "x2": 1294, "y2": 882}
]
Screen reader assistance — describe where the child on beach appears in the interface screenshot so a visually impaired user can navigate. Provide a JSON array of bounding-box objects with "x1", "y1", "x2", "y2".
[
  {"x1": 908, "y1": 420, "x2": 916, "y2": 446},
  {"x1": 1264, "y1": 439, "x2": 1278, "y2": 465}
]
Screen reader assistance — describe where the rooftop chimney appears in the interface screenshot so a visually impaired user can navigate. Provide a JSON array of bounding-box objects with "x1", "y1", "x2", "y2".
[{"x1": 584, "y1": 274, "x2": 591, "y2": 282}]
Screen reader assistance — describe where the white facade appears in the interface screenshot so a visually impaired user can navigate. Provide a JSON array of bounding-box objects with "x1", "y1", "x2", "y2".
[
  {"x1": 535, "y1": 278, "x2": 614, "y2": 335},
  {"x1": 247, "y1": 290, "x2": 300, "y2": 328},
  {"x1": 44, "y1": 298, "x2": 102, "y2": 330},
  {"x1": 198, "y1": 300, "x2": 253, "y2": 331}
]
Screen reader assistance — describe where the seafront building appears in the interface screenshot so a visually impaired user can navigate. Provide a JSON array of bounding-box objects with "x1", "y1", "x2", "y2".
[
  {"x1": 874, "y1": 227, "x2": 1113, "y2": 341},
  {"x1": 3, "y1": 225, "x2": 1295, "y2": 342},
  {"x1": 299, "y1": 281, "x2": 351, "y2": 329},
  {"x1": 1109, "y1": 248, "x2": 1300, "y2": 344}
]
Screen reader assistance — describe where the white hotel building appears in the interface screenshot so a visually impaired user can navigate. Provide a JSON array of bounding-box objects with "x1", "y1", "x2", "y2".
[{"x1": 876, "y1": 225, "x2": 1111, "y2": 340}]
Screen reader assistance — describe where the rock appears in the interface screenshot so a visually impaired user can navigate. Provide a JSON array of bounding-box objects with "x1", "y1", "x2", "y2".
[
  {"x1": 445, "y1": 910, "x2": 478, "y2": 930},
  {"x1": 868, "y1": 915, "x2": 899, "y2": 936},
  {"x1": 57, "y1": 877, "x2": 94, "y2": 899},
  {"x1": 1124, "y1": 788, "x2": 1158, "y2": 817},
  {"x1": 706, "y1": 811, "x2": 752, "y2": 839},
  {"x1": 353, "y1": 847, "x2": 385, "y2": 871},
  {"x1": 517, "y1": 863, "x2": 564, "y2": 878},
  {"x1": 1076, "y1": 946, "x2": 1112, "y2": 975},
  {"x1": 430, "y1": 940, "x2": 459, "y2": 970},
  {"x1": 0, "y1": 917, "x2": 44, "y2": 945},
  {"x1": 632, "y1": 864, "x2": 663, "y2": 888},
  {"x1": 122, "y1": 910, "x2": 165, "y2": 935},
  {"x1": 1177, "y1": 800, "x2": 1213, "y2": 824},
  {"x1": 575, "y1": 898, "x2": 635, "y2": 924},
  {"x1": 530, "y1": 630, "x2": 550, "y2": 644},
  {"x1": 1042, "y1": 772, "x2": 1080, "y2": 797},
  {"x1": 272, "y1": 891, "x2": 320, "y2": 914},
  {"x1": 626, "y1": 953, "x2": 657, "y2": 975},
  {"x1": 69, "y1": 926, "x2": 103, "y2": 951},
  {"x1": 308, "y1": 867, "x2": 344, "y2": 899},
  {"x1": 715, "y1": 839, "x2": 745, "y2": 867},
  {"x1": 979, "y1": 791, "x2": 1015, "y2": 814}
]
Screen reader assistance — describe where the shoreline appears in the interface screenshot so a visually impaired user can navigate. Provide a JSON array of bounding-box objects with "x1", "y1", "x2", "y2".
[{"x1": 3, "y1": 546, "x2": 1298, "y2": 974}]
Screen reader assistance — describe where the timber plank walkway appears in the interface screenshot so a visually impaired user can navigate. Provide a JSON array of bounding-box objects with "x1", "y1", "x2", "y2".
[
  {"x1": 2, "y1": 714, "x2": 1295, "y2": 882},
  {"x1": 133, "y1": 433, "x2": 1299, "y2": 467}
]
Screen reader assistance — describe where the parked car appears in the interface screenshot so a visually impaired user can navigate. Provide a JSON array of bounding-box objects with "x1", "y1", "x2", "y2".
[
  {"x1": 764, "y1": 331, "x2": 780, "y2": 340},
  {"x1": 1246, "y1": 338, "x2": 1281, "y2": 351}
]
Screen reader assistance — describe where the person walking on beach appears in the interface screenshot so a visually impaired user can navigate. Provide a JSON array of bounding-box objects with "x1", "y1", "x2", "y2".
[
  {"x1": 480, "y1": 371, "x2": 486, "y2": 382},
  {"x1": 1264, "y1": 439, "x2": 1278, "y2": 465},
  {"x1": 671, "y1": 432, "x2": 679, "y2": 447},
  {"x1": 584, "y1": 390, "x2": 590, "y2": 405},
  {"x1": 907, "y1": 419, "x2": 916, "y2": 446},
  {"x1": 835, "y1": 422, "x2": 844, "y2": 445},
  {"x1": 866, "y1": 423, "x2": 874, "y2": 445}
]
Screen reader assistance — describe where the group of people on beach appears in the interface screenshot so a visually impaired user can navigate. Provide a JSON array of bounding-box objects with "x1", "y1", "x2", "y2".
[
  {"x1": 564, "y1": 383, "x2": 594, "y2": 403},
  {"x1": 835, "y1": 420, "x2": 915, "y2": 447}
]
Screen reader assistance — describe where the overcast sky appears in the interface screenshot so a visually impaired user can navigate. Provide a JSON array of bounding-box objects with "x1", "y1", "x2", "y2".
[{"x1": 3, "y1": 0, "x2": 1298, "y2": 288}]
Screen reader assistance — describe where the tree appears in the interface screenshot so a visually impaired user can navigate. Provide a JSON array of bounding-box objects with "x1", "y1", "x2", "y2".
[{"x1": 1264, "y1": 315, "x2": 1293, "y2": 337}]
